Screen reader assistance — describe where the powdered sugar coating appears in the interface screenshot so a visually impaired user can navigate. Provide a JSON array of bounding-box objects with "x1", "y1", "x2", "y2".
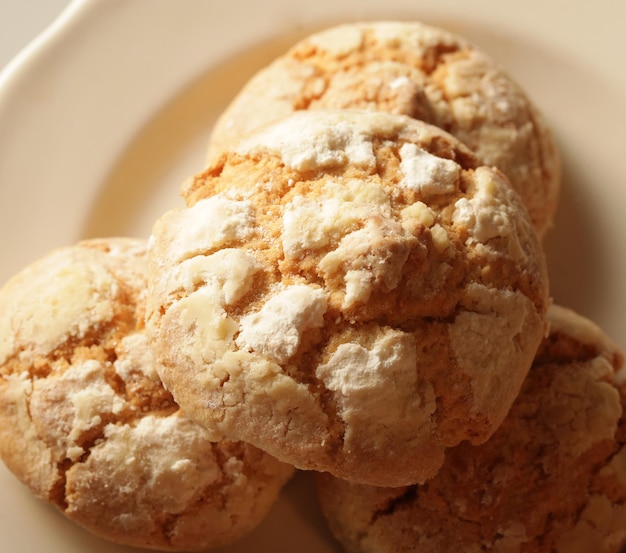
[
  {"x1": 235, "y1": 111, "x2": 377, "y2": 171},
  {"x1": 208, "y1": 20, "x2": 561, "y2": 237},
  {"x1": 399, "y1": 143, "x2": 460, "y2": 194},
  {"x1": 0, "y1": 238, "x2": 293, "y2": 551},
  {"x1": 150, "y1": 110, "x2": 549, "y2": 487},
  {"x1": 236, "y1": 285, "x2": 327, "y2": 364},
  {"x1": 316, "y1": 306, "x2": 626, "y2": 553}
]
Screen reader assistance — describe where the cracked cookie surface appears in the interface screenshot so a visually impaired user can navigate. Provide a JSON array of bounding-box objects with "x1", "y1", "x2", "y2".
[
  {"x1": 148, "y1": 110, "x2": 549, "y2": 487},
  {"x1": 316, "y1": 305, "x2": 626, "y2": 553},
  {"x1": 207, "y1": 21, "x2": 561, "y2": 237},
  {"x1": 0, "y1": 238, "x2": 293, "y2": 551}
]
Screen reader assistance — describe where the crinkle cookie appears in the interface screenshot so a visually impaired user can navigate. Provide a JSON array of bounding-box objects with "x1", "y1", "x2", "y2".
[
  {"x1": 208, "y1": 20, "x2": 561, "y2": 237},
  {"x1": 0, "y1": 238, "x2": 293, "y2": 552},
  {"x1": 148, "y1": 110, "x2": 549, "y2": 487},
  {"x1": 316, "y1": 305, "x2": 626, "y2": 553}
]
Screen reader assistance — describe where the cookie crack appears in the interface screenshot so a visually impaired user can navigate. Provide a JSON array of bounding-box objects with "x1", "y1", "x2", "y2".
[
  {"x1": 295, "y1": 72, "x2": 330, "y2": 111},
  {"x1": 49, "y1": 458, "x2": 72, "y2": 510},
  {"x1": 49, "y1": 423, "x2": 112, "y2": 512},
  {"x1": 534, "y1": 332, "x2": 607, "y2": 367},
  {"x1": 370, "y1": 486, "x2": 419, "y2": 524},
  {"x1": 158, "y1": 443, "x2": 243, "y2": 547},
  {"x1": 161, "y1": 512, "x2": 182, "y2": 548}
]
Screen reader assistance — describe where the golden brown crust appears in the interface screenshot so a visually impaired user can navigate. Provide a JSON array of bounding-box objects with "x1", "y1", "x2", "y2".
[
  {"x1": 0, "y1": 238, "x2": 293, "y2": 551},
  {"x1": 316, "y1": 306, "x2": 626, "y2": 553},
  {"x1": 149, "y1": 110, "x2": 549, "y2": 487},
  {"x1": 208, "y1": 21, "x2": 561, "y2": 237}
]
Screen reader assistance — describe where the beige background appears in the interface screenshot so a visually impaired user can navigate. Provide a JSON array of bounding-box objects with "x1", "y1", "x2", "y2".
[{"x1": 0, "y1": 0, "x2": 71, "y2": 70}]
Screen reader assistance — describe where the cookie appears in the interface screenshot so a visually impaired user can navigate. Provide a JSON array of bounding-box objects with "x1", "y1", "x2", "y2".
[
  {"x1": 148, "y1": 109, "x2": 549, "y2": 487},
  {"x1": 0, "y1": 238, "x2": 294, "y2": 551},
  {"x1": 207, "y1": 21, "x2": 561, "y2": 237},
  {"x1": 316, "y1": 305, "x2": 626, "y2": 553}
]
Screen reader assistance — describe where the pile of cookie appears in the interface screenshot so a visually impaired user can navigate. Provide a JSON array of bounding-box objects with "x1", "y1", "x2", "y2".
[{"x1": 1, "y1": 21, "x2": 625, "y2": 553}]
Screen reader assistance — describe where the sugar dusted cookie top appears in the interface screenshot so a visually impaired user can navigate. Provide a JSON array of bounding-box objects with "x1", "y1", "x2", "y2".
[
  {"x1": 0, "y1": 238, "x2": 293, "y2": 551},
  {"x1": 316, "y1": 305, "x2": 626, "y2": 553},
  {"x1": 208, "y1": 20, "x2": 561, "y2": 237},
  {"x1": 149, "y1": 110, "x2": 549, "y2": 487}
]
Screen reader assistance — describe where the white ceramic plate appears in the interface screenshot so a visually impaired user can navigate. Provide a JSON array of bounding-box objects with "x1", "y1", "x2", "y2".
[{"x1": 0, "y1": 1, "x2": 624, "y2": 551}]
